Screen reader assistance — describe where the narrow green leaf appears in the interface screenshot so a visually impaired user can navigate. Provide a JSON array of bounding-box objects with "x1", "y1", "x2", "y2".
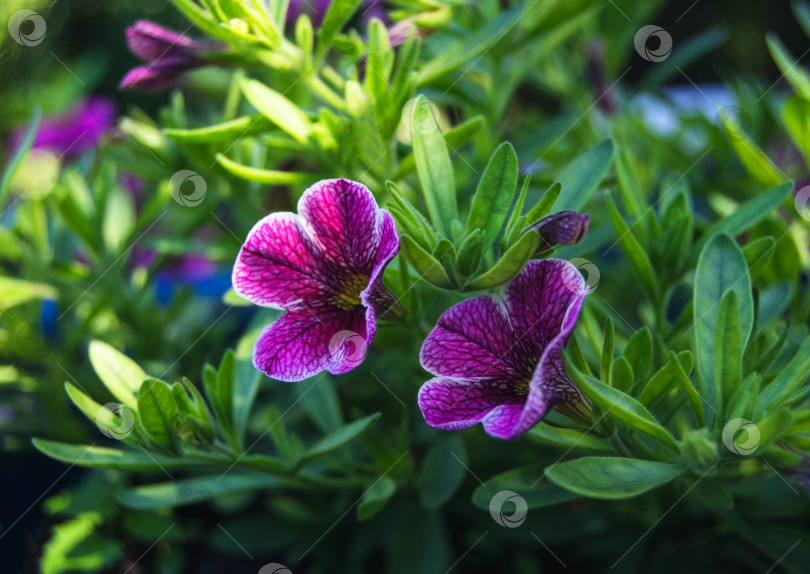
[
  {"x1": 464, "y1": 230, "x2": 540, "y2": 290},
  {"x1": 605, "y1": 193, "x2": 658, "y2": 300},
  {"x1": 0, "y1": 277, "x2": 57, "y2": 311},
  {"x1": 0, "y1": 109, "x2": 40, "y2": 207},
  {"x1": 241, "y1": 78, "x2": 313, "y2": 144},
  {"x1": 527, "y1": 424, "x2": 614, "y2": 453},
  {"x1": 670, "y1": 351, "x2": 704, "y2": 426},
  {"x1": 693, "y1": 233, "x2": 753, "y2": 427},
  {"x1": 742, "y1": 236, "x2": 776, "y2": 279},
  {"x1": 216, "y1": 153, "x2": 313, "y2": 184},
  {"x1": 767, "y1": 34, "x2": 810, "y2": 101},
  {"x1": 418, "y1": 435, "x2": 466, "y2": 509},
  {"x1": 318, "y1": 0, "x2": 364, "y2": 57},
  {"x1": 601, "y1": 318, "x2": 615, "y2": 385},
  {"x1": 216, "y1": 349, "x2": 236, "y2": 431},
  {"x1": 411, "y1": 95, "x2": 457, "y2": 235},
  {"x1": 32, "y1": 439, "x2": 206, "y2": 471},
  {"x1": 467, "y1": 142, "x2": 518, "y2": 246},
  {"x1": 639, "y1": 350, "x2": 694, "y2": 406},
  {"x1": 545, "y1": 457, "x2": 685, "y2": 499},
  {"x1": 400, "y1": 235, "x2": 454, "y2": 289},
  {"x1": 524, "y1": 182, "x2": 561, "y2": 226},
  {"x1": 687, "y1": 182, "x2": 792, "y2": 266},
  {"x1": 163, "y1": 115, "x2": 271, "y2": 142},
  {"x1": 88, "y1": 341, "x2": 148, "y2": 408},
  {"x1": 554, "y1": 139, "x2": 615, "y2": 210},
  {"x1": 455, "y1": 229, "x2": 484, "y2": 276},
  {"x1": 623, "y1": 327, "x2": 653, "y2": 383},
  {"x1": 137, "y1": 379, "x2": 179, "y2": 452},
  {"x1": 611, "y1": 357, "x2": 634, "y2": 394},
  {"x1": 472, "y1": 465, "x2": 580, "y2": 510},
  {"x1": 714, "y1": 291, "x2": 743, "y2": 419},
  {"x1": 117, "y1": 474, "x2": 287, "y2": 509},
  {"x1": 357, "y1": 476, "x2": 397, "y2": 521},
  {"x1": 302, "y1": 413, "x2": 380, "y2": 463},
  {"x1": 567, "y1": 365, "x2": 678, "y2": 451},
  {"x1": 756, "y1": 336, "x2": 810, "y2": 416},
  {"x1": 614, "y1": 146, "x2": 646, "y2": 216}
]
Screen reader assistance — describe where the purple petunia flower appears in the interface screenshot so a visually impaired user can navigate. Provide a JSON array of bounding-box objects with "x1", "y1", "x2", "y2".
[
  {"x1": 417, "y1": 259, "x2": 590, "y2": 439},
  {"x1": 120, "y1": 21, "x2": 223, "y2": 91},
  {"x1": 232, "y1": 178, "x2": 400, "y2": 381},
  {"x1": 10, "y1": 97, "x2": 116, "y2": 157},
  {"x1": 527, "y1": 210, "x2": 590, "y2": 252}
]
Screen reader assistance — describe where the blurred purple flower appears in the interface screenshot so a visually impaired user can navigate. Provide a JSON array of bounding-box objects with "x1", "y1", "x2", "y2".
[
  {"x1": 120, "y1": 21, "x2": 224, "y2": 91},
  {"x1": 418, "y1": 259, "x2": 590, "y2": 439},
  {"x1": 11, "y1": 97, "x2": 116, "y2": 157},
  {"x1": 286, "y1": 0, "x2": 386, "y2": 28}
]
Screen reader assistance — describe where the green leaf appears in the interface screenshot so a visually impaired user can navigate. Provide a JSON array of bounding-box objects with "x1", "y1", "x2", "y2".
[
  {"x1": 365, "y1": 18, "x2": 393, "y2": 106},
  {"x1": 524, "y1": 182, "x2": 561, "y2": 226},
  {"x1": 117, "y1": 474, "x2": 287, "y2": 509},
  {"x1": 567, "y1": 365, "x2": 678, "y2": 452},
  {"x1": 418, "y1": 435, "x2": 466, "y2": 509},
  {"x1": 400, "y1": 234, "x2": 454, "y2": 289},
  {"x1": 639, "y1": 350, "x2": 694, "y2": 406},
  {"x1": 102, "y1": 187, "x2": 135, "y2": 254},
  {"x1": 614, "y1": 146, "x2": 646, "y2": 217},
  {"x1": 605, "y1": 193, "x2": 658, "y2": 300},
  {"x1": 298, "y1": 375, "x2": 343, "y2": 434},
  {"x1": 215, "y1": 154, "x2": 313, "y2": 184},
  {"x1": 411, "y1": 96, "x2": 457, "y2": 235},
  {"x1": 555, "y1": 139, "x2": 615, "y2": 210},
  {"x1": 464, "y1": 230, "x2": 540, "y2": 290},
  {"x1": 0, "y1": 276, "x2": 57, "y2": 311},
  {"x1": 782, "y1": 95, "x2": 810, "y2": 160},
  {"x1": 611, "y1": 357, "x2": 634, "y2": 394},
  {"x1": 357, "y1": 476, "x2": 397, "y2": 521},
  {"x1": 693, "y1": 233, "x2": 753, "y2": 427},
  {"x1": 455, "y1": 229, "x2": 484, "y2": 276},
  {"x1": 417, "y1": 8, "x2": 522, "y2": 84},
  {"x1": 215, "y1": 349, "x2": 236, "y2": 431},
  {"x1": 472, "y1": 464, "x2": 580, "y2": 510},
  {"x1": 163, "y1": 115, "x2": 271, "y2": 142},
  {"x1": 722, "y1": 110, "x2": 785, "y2": 186},
  {"x1": 714, "y1": 291, "x2": 743, "y2": 419},
  {"x1": 742, "y1": 236, "x2": 776, "y2": 280},
  {"x1": 240, "y1": 78, "x2": 313, "y2": 144},
  {"x1": 88, "y1": 341, "x2": 148, "y2": 408},
  {"x1": 32, "y1": 439, "x2": 206, "y2": 471},
  {"x1": 467, "y1": 142, "x2": 518, "y2": 246},
  {"x1": 623, "y1": 327, "x2": 653, "y2": 383},
  {"x1": 527, "y1": 424, "x2": 614, "y2": 453},
  {"x1": 318, "y1": 0, "x2": 364, "y2": 57},
  {"x1": 756, "y1": 336, "x2": 810, "y2": 416},
  {"x1": 302, "y1": 413, "x2": 380, "y2": 463},
  {"x1": 0, "y1": 109, "x2": 40, "y2": 207},
  {"x1": 687, "y1": 182, "x2": 792, "y2": 267},
  {"x1": 545, "y1": 457, "x2": 685, "y2": 499},
  {"x1": 669, "y1": 351, "x2": 704, "y2": 426},
  {"x1": 601, "y1": 318, "x2": 615, "y2": 385},
  {"x1": 137, "y1": 379, "x2": 179, "y2": 452},
  {"x1": 767, "y1": 34, "x2": 810, "y2": 101}
]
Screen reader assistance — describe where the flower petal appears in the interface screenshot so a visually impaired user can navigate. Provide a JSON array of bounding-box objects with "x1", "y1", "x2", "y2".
[
  {"x1": 417, "y1": 377, "x2": 524, "y2": 432},
  {"x1": 298, "y1": 179, "x2": 395, "y2": 274},
  {"x1": 232, "y1": 213, "x2": 333, "y2": 310},
  {"x1": 526, "y1": 210, "x2": 589, "y2": 251},
  {"x1": 420, "y1": 295, "x2": 521, "y2": 380},
  {"x1": 503, "y1": 259, "x2": 587, "y2": 354},
  {"x1": 119, "y1": 59, "x2": 193, "y2": 91},
  {"x1": 126, "y1": 20, "x2": 221, "y2": 62},
  {"x1": 253, "y1": 308, "x2": 370, "y2": 382}
]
